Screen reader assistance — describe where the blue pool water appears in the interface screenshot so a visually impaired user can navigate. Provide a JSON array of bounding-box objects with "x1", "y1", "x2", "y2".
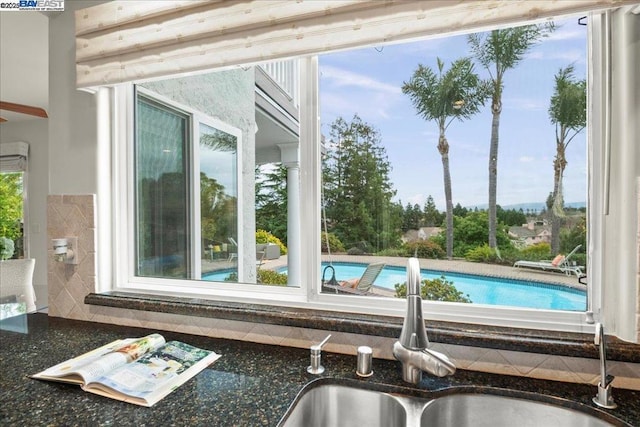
[
  {"x1": 203, "y1": 269, "x2": 236, "y2": 282},
  {"x1": 203, "y1": 262, "x2": 586, "y2": 311}
]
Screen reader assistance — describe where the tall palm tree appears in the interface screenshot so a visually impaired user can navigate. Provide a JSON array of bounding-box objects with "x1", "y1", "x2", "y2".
[
  {"x1": 548, "y1": 65, "x2": 586, "y2": 253},
  {"x1": 468, "y1": 24, "x2": 554, "y2": 248},
  {"x1": 403, "y1": 58, "x2": 489, "y2": 259}
]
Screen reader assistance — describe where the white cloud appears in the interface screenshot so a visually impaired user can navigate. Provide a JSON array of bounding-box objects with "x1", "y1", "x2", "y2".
[
  {"x1": 527, "y1": 49, "x2": 585, "y2": 64},
  {"x1": 519, "y1": 156, "x2": 535, "y2": 163},
  {"x1": 320, "y1": 65, "x2": 401, "y2": 95},
  {"x1": 453, "y1": 141, "x2": 486, "y2": 156},
  {"x1": 549, "y1": 49, "x2": 585, "y2": 64},
  {"x1": 321, "y1": 91, "x2": 395, "y2": 122},
  {"x1": 420, "y1": 129, "x2": 439, "y2": 139},
  {"x1": 407, "y1": 193, "x2": 427, "y2": 207},
  {"x1": 503, "y1": 97, "x2": 547, "y2": 111},
  {"x1": 547, "y1": 27, "x2": 585, "y2": 42}
]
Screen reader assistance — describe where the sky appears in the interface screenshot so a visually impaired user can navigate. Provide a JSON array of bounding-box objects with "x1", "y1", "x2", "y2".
[{"x1": 319, "y1": 17, "x2": 587, "y2": 211}]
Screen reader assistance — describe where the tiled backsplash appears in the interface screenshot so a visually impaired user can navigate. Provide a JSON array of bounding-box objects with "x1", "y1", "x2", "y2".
[{"x1": 47, "y1": 194, "x2": 640, "y2": 390}]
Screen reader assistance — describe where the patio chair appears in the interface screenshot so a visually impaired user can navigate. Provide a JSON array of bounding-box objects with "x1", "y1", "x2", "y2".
[
  {"x1": 256, "y1": 248, "x2": 265, "y2": 268},
  {"x1": 227, "y1": 237, "x2": 238, "y2": 262},
  {"x1": 323, "y1": 262, "x2": 385, "y2": 295},
  {"x1": 513, "y1": 244, "x2": 583, "y2": 277}
]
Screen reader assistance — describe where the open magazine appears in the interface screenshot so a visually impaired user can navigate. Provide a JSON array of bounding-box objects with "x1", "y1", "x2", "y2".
[{"x1": 31, "y1": 333, "x2": 221, "y2": 407}]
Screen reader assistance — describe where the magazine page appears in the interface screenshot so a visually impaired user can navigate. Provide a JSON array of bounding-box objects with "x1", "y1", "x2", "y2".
[
  {"x1": 32, "y1": 334, "x2": 166, "y2": 385},
  {"x1": 87, "y1": 341, "x2": 221, "y2": 406}
]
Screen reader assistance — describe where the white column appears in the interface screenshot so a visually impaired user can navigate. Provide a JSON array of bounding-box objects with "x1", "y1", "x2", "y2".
[{"x1": 278, "y1": 143, "x2": 300, "y2": 286}]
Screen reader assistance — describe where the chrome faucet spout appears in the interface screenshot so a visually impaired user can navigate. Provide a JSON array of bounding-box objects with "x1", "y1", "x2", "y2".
[
  {"x1": 592, "y1": 323, "x2": 616, "y2": 409},
  {"x1": 394, "y1": 258, "x2": 455, "y2": 384}
]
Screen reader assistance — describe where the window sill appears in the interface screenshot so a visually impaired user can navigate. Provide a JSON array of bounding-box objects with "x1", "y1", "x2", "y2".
[{"x1": 85, "y1": 291, "x2": 639, "y2": 363}]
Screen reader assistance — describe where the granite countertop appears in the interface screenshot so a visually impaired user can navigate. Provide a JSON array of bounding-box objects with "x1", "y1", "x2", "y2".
[{"x1": 1, "y1": 313, "x2": 639, "y2": 426}]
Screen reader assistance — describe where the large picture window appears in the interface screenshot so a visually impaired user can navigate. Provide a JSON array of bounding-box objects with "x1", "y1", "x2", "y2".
[
  {"x1": 111, "y1": 8, "x2": 638, "y2": 334},
  {"x1": 317, "y1": 17, "x2": 589, "y2": 313}
]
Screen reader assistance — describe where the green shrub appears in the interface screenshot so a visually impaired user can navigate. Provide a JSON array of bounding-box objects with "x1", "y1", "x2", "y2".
[
  {"x1": 257, "y1": 269, "x2": 288, "y2": 285},
  {"x1": 256, "y1": 229, "x2": 287, "y2": 255},
  {"x1": 492, "y1": 245, "x2": 521, "y2": 265},
  {"x1": 223, "y1": 270, "x2": 288, "y2": 286},
  {"x1": 403, "y1": 240, "x2": 445, "y2": 259},
  {"x1": 321, "y1": 232, "x2": 346, "y2": 253},
  {"x1": 375, "y1": 247, "x2": 405, "y2": 257},
  {"x1": 347, "y1": 247, "x2": 365, "y2": 255},
  {"x1": 394, "y1": 276, "x2": 471, "y2": 303},
  {"x1": 519, "y1": 242, "x2": 552, "y2": 261},
  {"x1": 0, "y1": 237, "x2": 14, "y2": 260},
  {"x1": 354, "y1": 241, "x2": 373, "y2": 254},
  {"x1": 465, "y1": 244, "x2": 498, "y2": 263}
]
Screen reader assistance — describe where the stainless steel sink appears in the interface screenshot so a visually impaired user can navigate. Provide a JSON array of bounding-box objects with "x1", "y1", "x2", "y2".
[
  {"x1": 420, "y1": 393, "x2": 616, "y2": 427},
  {"x1": 278, "y1": 384, "x2": 407, "y2": 427},
  {"x1": 278, "y1": 382, "x2": 624, "y2": 427}
]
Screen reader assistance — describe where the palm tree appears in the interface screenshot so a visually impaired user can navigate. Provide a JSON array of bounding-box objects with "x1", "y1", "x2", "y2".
[
  {"x1": 403, "y1": 58, "x2": 489, "y2": 259},
  {"x1": 548, "y1": 65, "x2": 586, "y2": 253},
  {"x1": 468, "y1": 23, "x2": 554, "y2": 249}
]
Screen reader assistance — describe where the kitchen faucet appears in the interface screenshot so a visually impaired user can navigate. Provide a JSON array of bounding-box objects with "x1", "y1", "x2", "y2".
[
  {"x1": 393, "y1": 258, "x2": 456, "y2": 384},
  {"x1": 592, "y1": 323, "x2": 616, "y2": 409}
]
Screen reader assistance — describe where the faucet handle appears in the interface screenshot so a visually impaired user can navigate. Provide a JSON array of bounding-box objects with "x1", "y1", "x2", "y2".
[
  {"x1": 307, "y1": 335, "x2": 331, "y2": 375},
  {"x1": 311, "y1": 334, "x2": 331, "y2": 352}
]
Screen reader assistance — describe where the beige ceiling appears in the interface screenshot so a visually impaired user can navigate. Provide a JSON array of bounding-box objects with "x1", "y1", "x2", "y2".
[{"x1": 0, "y1": 12, "x2": 48, "y2": 123}]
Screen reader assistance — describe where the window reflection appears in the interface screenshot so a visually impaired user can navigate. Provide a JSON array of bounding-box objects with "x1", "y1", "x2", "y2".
[
  {"x1": 132, "y1": 59, "x2": 299, "y2": 286},
  {"x1": 199, "y1": 123, "x2": 238, "y2": 279},
  {"x1": 135, "y1": 97, "x2": 189, "y2": 278}
]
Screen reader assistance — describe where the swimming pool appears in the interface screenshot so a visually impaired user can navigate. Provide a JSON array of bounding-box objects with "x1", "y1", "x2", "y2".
[
  {"x1": 316, "y1": 262, "x2": 584, "y2": 311},
  {"x1": 202, "y1": 262, "x2": 586, "y2": 311}
]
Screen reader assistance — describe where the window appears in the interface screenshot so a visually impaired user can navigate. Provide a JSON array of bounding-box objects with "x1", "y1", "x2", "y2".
[
  {"x1": 135, "y1": 94, "x2": 191, "y2": 278},
  {"x1": 0, "y1": 142, "x2": 28, "y2": 260},
  {"x1": 317, "y1": 17, "x2": 588, "y2": 313},
  {"x1": 120, "y1": 64, "x2": 298, "y2": 289},
  {"x1": 112, "y1": 11, "x2": 623, "y2": 332},
  {"x1": 134, "y1": 88, "x2": 243, "y2": 282}
]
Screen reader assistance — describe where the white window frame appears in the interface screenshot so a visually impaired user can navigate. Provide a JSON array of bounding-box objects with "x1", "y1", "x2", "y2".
[
  {"x1": 109, "y1": 15, "x2": 611, "y2": 334},
  {"x1": 193, "y1": 114, "x2": 245, "y2": 280}
]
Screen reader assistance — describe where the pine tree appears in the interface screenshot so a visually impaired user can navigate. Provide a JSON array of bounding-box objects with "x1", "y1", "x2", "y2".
[{"x1": 322, "y1": 115, "x2": 401, "y2": 252}]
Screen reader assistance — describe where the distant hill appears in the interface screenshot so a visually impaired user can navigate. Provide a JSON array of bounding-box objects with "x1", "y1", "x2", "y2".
[{"x1": 468, "y1": 202, "x2": 586, "y2": 212}]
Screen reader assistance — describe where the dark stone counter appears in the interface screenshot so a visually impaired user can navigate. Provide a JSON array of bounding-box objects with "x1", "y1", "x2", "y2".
[
  {"x1": 86, "y1": 292, "x2": 640, "y2": 362},
  {"x1": 1, "y1": 313, "x2": 639, "y2": 426}
]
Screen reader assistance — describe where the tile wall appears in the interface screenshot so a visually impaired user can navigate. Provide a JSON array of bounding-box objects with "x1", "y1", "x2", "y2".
[
  {"x1": 637, "y1": 177, "x2": 640, "y2": 343},
  {"x1": 47, "y1": 194, "x2": 640, "y2": 390}
]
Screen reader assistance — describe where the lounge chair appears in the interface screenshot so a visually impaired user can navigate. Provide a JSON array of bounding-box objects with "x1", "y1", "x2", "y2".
[
  {"x1": 227, "y1": 237, "x2": 238, "y2": 262},
  {"x1": 323, "y1": 262, "x2": 385, "y2": 295},
  {"x1": 514, "y1": 244, "x2": 583, "y2": 277},
  {"x1": 256, "y1": 248, "x2": 265, "y2": 268}
]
